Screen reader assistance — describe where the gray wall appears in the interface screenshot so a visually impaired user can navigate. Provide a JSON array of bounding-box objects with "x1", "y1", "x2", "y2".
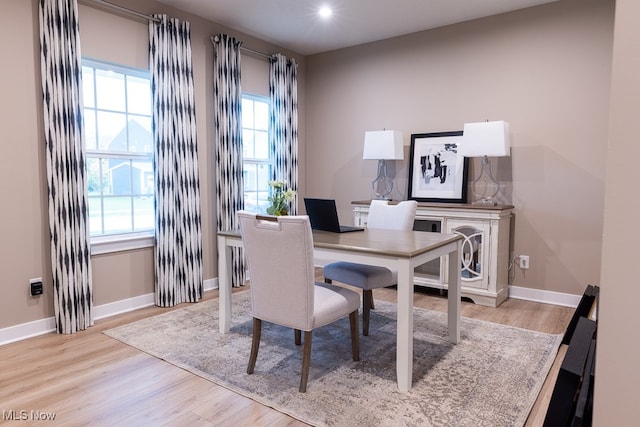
[
  {"x1": 596, "y1": 0, "x2": 640, "y2": 422},
  {"x1": 305, "y1": 0, "x2": 614, "y2": 297}
]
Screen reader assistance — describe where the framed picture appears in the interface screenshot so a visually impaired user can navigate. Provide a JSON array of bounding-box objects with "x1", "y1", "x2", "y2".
[{"x1": 408, "y1": 131, "x2": 469, "y2": 203}]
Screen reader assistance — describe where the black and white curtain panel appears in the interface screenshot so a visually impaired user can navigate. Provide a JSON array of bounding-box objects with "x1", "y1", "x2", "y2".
[
  {"x1": 270, "y1": 54, "x2": 299, "y2": 214},
  {"x1": 150, "y1": 15, "x2": 204, "y2": 307},
  {"x1": 39, "y1": 0, "x2": 93, "y2": 334},
  {"x1": 212, "y1": 34, "x2": 245, "y2": 287}
]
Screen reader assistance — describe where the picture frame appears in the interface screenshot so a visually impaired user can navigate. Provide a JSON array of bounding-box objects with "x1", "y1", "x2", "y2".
[{"x1": 408, "y1": 131, "x2": 469, "y2": 203}]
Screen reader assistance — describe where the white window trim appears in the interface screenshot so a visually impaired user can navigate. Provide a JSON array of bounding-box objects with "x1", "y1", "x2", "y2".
[
  {"x1": 83, "y1": 57, "x2": 154, "y2": 251},
  {"x1": 242, "y1": 93, "x2": 271, "y2": 213},
  {"x1": 90, "y1": 231, "x2": 154, "y2": 255}
]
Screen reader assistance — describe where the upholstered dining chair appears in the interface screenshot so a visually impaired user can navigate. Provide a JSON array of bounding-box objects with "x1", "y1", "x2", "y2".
[
  {"x1": 237, "y1": 211, "x2": 361, "y2": 392},
  {"x1": 323, "y1": 200, "x2": 418, "y2": 336}
]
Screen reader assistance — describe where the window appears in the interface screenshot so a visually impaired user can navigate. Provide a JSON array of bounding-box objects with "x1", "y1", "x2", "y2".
[
  {"x1": 242, "y1": 94, "x2": 271, "y2": 213},
  {"x1": 82, "y1": 59, "x2": 154, "y2": 244}
]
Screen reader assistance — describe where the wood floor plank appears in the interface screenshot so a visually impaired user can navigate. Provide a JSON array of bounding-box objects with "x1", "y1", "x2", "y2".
[{"x1": 0, "y1": 277, "x2": 573, "y2": 426}]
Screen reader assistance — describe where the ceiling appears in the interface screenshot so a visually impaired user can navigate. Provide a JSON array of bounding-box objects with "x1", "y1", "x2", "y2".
[{"x1": 154, "y1": 0, "x2": 558, "y2": 56}]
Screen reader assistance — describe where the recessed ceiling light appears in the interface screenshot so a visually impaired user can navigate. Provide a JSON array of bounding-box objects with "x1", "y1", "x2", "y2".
[{"x1": 319, "y1": 6, "x2": 332, "y2": 19}]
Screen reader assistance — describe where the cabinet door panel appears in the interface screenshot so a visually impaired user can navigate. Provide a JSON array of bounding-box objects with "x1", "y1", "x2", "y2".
[{"x1": 445, "y1": 219, "x2": 490, "y2": 290}]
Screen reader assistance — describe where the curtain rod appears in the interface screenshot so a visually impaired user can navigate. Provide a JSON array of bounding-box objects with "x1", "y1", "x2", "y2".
[
  {"x1": 84, "y1": 0, "x2": 160, "y2": 22},
  {"x1": 241, "y1": 46, "x2": 272, "y2": 61},
  {"x1": 86, "y1": 1, "x2": 274, "y2": 61},
  {"x1": 210, "y1": 35, "x2": 273, "y2": 61}
]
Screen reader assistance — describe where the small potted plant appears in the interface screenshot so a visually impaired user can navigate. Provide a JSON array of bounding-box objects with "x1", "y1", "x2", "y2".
[{"x1": 266, "y1": 180, "x2": 296, "y2": 216}]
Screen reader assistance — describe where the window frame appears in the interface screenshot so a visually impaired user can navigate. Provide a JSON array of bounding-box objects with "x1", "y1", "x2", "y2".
[
  {"x1": 241, "y1": 93, "x2": 272, "y2": 214},
  {"x1": 82, "y1": 58, "x2": 155, "y2": 255}
]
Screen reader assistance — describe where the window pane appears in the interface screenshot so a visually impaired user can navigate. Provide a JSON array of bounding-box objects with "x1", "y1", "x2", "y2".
[
  {"x1": 95, "y1": 69, "x2": 126, "y2": 111},
  {"x1": 82, "y1": 66, "x2": 95, "y2": 108},
  {"x1": 255, "y1": 130, "x2": 269, "y2": 159},
  {"x1": 83, "y1": 109, "x2": 97, "y2": 150},
  {"x1": 243, "y1": 163, "x2": 257, "y2": 192},
  {"x1": 110, "y1": 159, "x2": 132, "y2": 195},
  {"x1": 257, "y1": 164, "x2": 270, "y2": 190},
  {"x1": 97, "y1": 111, "x2": 127, "y2": 151},
  {"x1": 132, "y1": 159, "x2": 153, "y2": 195},
  {"x1": 244, "y1": 191, "x2": 258, "y2": 213},
  {"x1": 242, "y1": 98, "x2": 253, "y2": 128},
  {"x1": 127, "y1": 116, "x2": 153, "y2": 153},
  {"x1": 86, "y1": 157, "x2": 101, "y2": 195},
  {"x1": 127, "y1": 75, "x2": 151, "y2": 115},
  {"x1": 88, "y1": 197, "x2": 102, "y2": 236},
  {"x1": 241, "y1": 95, "x2": 270, "y2": 214},
  {"x1": 257, "y1": 191, "x2": 270, "y2": 213},
  {"x1": 133, "y1": 196, "x2": 154, "y2": 231},
  {"x1": 100, "y1": 158, "x2": 113, "y2": 195},
  {"x1": 83, "y1": 59, "x2": 153, "y2": 240},
  {"x1": 104, "y1": 197, "x2": 132, "y2": 234},
  {"x1": 255, "y1": 101, "x2": 269, "y2": 130},
  {"x1": 243, "y1": 129, "x2": 254, "y2": 158}
]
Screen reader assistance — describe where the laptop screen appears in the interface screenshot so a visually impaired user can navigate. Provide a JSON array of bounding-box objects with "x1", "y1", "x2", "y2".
[
  {"x1": 304, "y1": 198, "x2": 364, "y2": 233},
  {"x1": 304, "y1": 198, "x2": 342, "y2": 232}
]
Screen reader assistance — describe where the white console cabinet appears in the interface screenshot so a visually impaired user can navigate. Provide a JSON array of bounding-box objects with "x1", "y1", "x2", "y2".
[{"x1": 352, "y1": 201, "x2": 513, "y2": 307}]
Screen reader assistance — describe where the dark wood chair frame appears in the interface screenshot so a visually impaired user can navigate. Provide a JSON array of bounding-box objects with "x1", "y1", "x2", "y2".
[{"x1": 247, "y1": 312, "x2": 360, "y2": 392}]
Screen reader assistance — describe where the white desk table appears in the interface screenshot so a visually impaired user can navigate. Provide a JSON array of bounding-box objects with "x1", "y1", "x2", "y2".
[{"x1": 217, "y1": 228, "x2": 463, "y2": 392}]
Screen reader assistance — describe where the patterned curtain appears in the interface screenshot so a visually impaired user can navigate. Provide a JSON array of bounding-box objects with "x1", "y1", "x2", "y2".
[
  {"x1": 270, "y1": 54, "x2": 299, "y2": 214},
  {"x1": 150, "y1": 15, "x2": 204, "y2": 307},
  {"x1": 212, "y1": 34, "x2": 245, "y2": 287},
  {"x1": 38, "y1": 0, "x2": 93, "y2": 334}
]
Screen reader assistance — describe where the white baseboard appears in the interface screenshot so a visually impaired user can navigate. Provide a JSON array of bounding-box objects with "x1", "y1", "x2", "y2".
[
  {"x1": 204, "y1": 277, "x2": 218, "y2": 291},
  {"x1": 509, "y1": 285, "x2": 581, "y2": 308},
  {"x1": 0, "y1": 317, "x2": 57, "y2": 346},
  {"x1": 1, "y1": 278, "x2": 220, "y2": 347},
  {"x1": 93, "y1": 292, "x2": 156, "y2": 321},
  {"x1": 1, "y1": 280, "x2": 570, "y2": 346}
]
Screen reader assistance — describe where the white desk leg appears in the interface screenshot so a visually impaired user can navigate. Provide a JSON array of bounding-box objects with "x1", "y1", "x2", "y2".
[
  {"x1": 217, "y1": 235, "x2": 232, "y2": 333},
  {"x1": 396, "y1": 258, "x2": 414, "y2": 392},
  {"x1": 447, "y1": 240, "x2": 461, "y2": 344}
]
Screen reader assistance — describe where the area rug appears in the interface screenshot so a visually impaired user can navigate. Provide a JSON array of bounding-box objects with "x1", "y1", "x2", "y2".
[{"x1": 104, "y1": 292, "x2": 562, "y2": 426}]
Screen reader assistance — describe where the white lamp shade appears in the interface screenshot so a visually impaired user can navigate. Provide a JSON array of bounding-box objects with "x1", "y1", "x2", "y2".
[
  {"x1": 459, "y1": 121, "x2": 511, "y2": 157},
  {"x1": 363, "y1": 130, "x2": 404, "y2": 160}
]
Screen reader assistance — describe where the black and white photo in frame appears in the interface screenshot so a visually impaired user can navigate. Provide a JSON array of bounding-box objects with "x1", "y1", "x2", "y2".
[{"x1": 408, "y1": 131, "x2": 469, "y2": 203}]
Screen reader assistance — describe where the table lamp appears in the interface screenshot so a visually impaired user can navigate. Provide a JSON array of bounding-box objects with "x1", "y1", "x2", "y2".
[
  {"x1": 459, "y1": 121, "x2": 510, "y2": 205},
  {"x1": 363, "y1": 130, "x2": 404, "y2": 199}
]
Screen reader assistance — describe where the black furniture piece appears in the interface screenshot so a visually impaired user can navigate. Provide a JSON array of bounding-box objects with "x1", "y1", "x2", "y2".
[{"x1": 544, "y1": 285, "x2": 599, "y2": 427}]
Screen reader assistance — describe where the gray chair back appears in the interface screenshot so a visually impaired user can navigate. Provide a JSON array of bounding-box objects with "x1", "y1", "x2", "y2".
[{"x1": 237, "y1": 212, "x2": 316, "y2": 331}]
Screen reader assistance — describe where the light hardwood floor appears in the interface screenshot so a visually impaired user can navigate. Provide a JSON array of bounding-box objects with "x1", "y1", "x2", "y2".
[{"x1": 0, "y1": 280, "x2": 574, "y2": 426}]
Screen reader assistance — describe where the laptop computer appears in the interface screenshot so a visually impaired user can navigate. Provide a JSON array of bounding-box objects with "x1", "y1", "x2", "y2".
[{"x1": 304, "y1": 198, "x2": 365, "y2": 233}]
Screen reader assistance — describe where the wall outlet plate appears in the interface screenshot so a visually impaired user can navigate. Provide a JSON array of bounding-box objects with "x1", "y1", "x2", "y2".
[{"x1": 30, "y1": 278, "x2": 43, "y2": 296}]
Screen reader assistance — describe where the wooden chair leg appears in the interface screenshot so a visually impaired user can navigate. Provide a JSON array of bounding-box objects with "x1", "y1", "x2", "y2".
[
  {"x1": 299, "y1": 331, "x2": 313, "y2": 392},
  {"x1": 363, "y1": 290, "x2": 373, "y2": 336},
  {"x1": 294, "y1": 329, "x2": 301, "y2": 345},
  {"x1": 247, "y1": 318, "x2": 262, "y2": 374},
  {"x1": 349, "y1": 310, "x2": 360, "y2": 361}
]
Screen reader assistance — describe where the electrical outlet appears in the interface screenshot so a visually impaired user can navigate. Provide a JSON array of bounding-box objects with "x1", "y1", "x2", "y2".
[
  {"x1": 30, "y1": 278, "x2": 43, "y2": 296},
  {"x1": 519, "y1": 255, "x2": 530, "y2": 269}
]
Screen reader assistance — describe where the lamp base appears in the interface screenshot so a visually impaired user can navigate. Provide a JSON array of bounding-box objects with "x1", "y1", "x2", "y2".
[
  {"x1": 470, "y1": 156, "x2": 501, "y2": 206},
  {"x1": 371, "y1": 159, "x2": 394, "y2": 200}
]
